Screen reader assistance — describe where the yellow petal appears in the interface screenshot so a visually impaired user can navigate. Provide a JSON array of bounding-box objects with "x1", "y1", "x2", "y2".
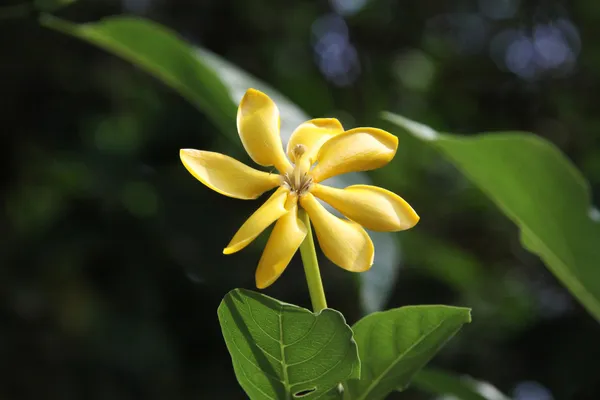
[
  {"x1": 311, "y1": 184, "x2": 419, "y2": 231},
  {"x1": 310, "y1": 128, "x2": 398, "y2": 183},
  {"x1": 286, "y1": 118, "x2": 344, "y2": 164},
  {"x1": 180, "y1": 149, "x2": 280, "y2": 199},
  {"x1": 223, "y1": 187, "x2": 290, "y2": 255},
  {"x1": 300, "y1": 193, "x2": 374, "y2": 272},
  {"x1": 256, "y1": 200, "x2": 307, "y2": 289},
  {"x1": 237, "y1": 88, "x2": 293, "y2": 173}
]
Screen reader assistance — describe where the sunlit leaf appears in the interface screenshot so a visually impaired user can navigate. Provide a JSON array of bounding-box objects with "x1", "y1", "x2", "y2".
[
  {"x1": 346, "y1": 305, "x2": 471, "y2": 400},
  {"x1": 218, "y1": 289, "x2": 359, "y2": 400},
  {"x1": 196, "y1": 47, "x2": 308, "y2": 144},
  {"x1": 384, "y1": 112, "x2": 600, "y2": 322},
  {"x1": 413, "y1": 368, "x2": 510, "y2": 400}
]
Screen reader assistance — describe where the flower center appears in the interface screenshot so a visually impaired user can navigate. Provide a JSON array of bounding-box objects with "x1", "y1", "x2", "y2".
[{"x1": 282, "y1": 144, "x2": 313, "y2": 196}]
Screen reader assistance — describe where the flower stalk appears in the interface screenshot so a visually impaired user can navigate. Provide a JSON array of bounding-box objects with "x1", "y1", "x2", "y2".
[{"x1": 298, "y1": 208, "x2": 328, "y2": 312}]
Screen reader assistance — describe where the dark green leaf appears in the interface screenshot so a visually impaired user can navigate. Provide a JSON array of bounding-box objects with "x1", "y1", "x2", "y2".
[
  {"x1": 383, "y1": 112, "x2": 600, "y2": 322},
  {"x1": 39, "y1": 15, "x2": 237, "y2": 135},
  {"x1": 346, "y1": 305, "x2": 471, "y2": 400},
  {"x1": 218, "y1": 289, "x2": 359, "y2": 400}
]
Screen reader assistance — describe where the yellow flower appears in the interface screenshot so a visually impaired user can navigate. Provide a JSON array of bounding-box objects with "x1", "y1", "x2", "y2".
[{"x1": 180, "y1": 88, "x2": 419, "y2": 289}]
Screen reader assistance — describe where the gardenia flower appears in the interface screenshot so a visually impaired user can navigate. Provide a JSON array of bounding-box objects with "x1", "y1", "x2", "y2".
[{"x1": 180, "y1": 88, "x2": 419, "y2": 288}]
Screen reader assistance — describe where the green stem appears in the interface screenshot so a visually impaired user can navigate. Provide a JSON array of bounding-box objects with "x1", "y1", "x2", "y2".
[
  {"x1": 298, "y1": 208, "x2": 327, "y2": 312},
  {"x1": 299, "y1": 209, "x2": 350, "y2": 398}
]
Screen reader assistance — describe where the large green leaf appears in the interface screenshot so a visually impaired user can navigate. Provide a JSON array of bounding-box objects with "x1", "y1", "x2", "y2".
[
  {"x1": 413, "y1": 369, "x2": 510, "y2": 400},
  {"x1": 218, "y1": 289, "x2": 359, "y2": 400},
  {"x1": 39, "y1": 14, "x2": 238, "y2": 135},
  {"x1": 40, "y1": 14, "x2": 402, "y2": 310},
  {"x1": 383, "y1": 112, "x2": 600, "y2": 322},
  {"x1": 346, "y1": 306, "x2": 471, "y2": 400}
]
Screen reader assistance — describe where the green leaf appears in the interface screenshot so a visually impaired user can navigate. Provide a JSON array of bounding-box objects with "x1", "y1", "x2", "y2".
[
  {"x1": 39, "y1": 15, "x2": 237, "y2": 135},
  {"x1": 320, "y1": 388, "x2": 344, "y2": 400},
  {"x1": 218, "y1": 289, "x2": 359, "y2": 400},
  {"x1": 39, "y1": 14, "x2": 403, "y2": 307},
  {"x1": 413, "y1": 368, "x2": 510, "y2": 400},
  {"x1": 383, "y1": 112, "x2": 600, "y2": 322},
  {"x1": 346, "y1": 306, "x2": 471, "y2": 400},
  {"x1": 195, "y1": 47, "x2": 310, "y2": 145}
]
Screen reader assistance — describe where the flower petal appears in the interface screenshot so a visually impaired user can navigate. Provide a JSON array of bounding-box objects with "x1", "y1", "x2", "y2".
[
  {"x1": 180, "y1": 149, "x2": 280, "y2": 199},
  {"x1": 255, "y1": 200, "x2": 307, "y2": 289},
  {"x1": 286, "y1": 118, "x2": 344, "y2": 164},
  {"x1": 223, "y1": 187, "x2": 290, "y2": 255},
  {"x1": 311, "y1": 184, "x2": 419, "y2": 231},
  {"x1": 237, "y1": 88, "x2": 292, "y2": 173},
  {"x1": 300, "y1": 193, "x2": 374, "y2": 272},
  {"x1": 310, "y1": 128, "x2": 398, "y2": 183}
]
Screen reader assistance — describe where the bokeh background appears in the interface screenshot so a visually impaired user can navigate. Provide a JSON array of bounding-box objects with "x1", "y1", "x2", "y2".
[{"x1": 2, "y1": 0, "x2": 599, "y2": 399}]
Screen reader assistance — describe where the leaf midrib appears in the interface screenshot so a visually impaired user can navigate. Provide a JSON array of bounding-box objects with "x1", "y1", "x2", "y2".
[
  {"x1": 241, "y1": 299, "x2": 353, "y2": 399},
  {"x1": 279, "y1": 305, "x2": 291, "y2": 400}
]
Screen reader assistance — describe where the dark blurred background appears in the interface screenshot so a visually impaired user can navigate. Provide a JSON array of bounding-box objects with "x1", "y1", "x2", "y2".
[{"x1": 1, "y1": 0, "x2": 599, "y2": 399}]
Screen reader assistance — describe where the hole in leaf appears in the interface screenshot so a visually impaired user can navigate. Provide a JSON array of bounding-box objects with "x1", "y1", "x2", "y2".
[{"x1": 293, "y1": 387, "x2": 317, "y2": 397}]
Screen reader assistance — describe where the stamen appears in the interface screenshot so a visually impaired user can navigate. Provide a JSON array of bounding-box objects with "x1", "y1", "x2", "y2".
[
  {"x1": 281, "y1": 169, "x2": 312, "y2": 196},
  {"x1": 282, "y1": 147, "x2": 313, "y2": 196},
  {"x1": 282, "y1": 173, "x2": 291, "y2": 190}
]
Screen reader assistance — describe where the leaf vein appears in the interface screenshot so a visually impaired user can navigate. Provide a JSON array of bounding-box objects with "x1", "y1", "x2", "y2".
[
  {"x1": 291, "y1": 337, "x2": 351, "y2": 388},
  {"x1": 355, "y1": 319, "x2": 447, "y2": 400},
  {"x1": 286, "y1": 329, "x2": 338, "y2": 367},
  {"x1": 222, "y1": 318, "x2": 283, "y2": 383},
  {"x1": 242, "y1": 295, "x2": 280, "y2": 343},
  {"x1": 234, "y1": 357, "x2": 279, "y2": 400},
  {"x1": 283, "y1": 318, "x2": 318, "y2": 348},
  {"x1": 278, "y1": 304, "x2": 292, "y2": 400}
]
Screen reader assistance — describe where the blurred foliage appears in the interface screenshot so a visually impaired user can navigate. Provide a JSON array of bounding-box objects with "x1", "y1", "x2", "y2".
[
  {"x1": 1, "y1": 0, "x2": 600, "y2": 399},
  {"x1": 413, "y1": 369, "x2": 509, "y2": 400}
]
